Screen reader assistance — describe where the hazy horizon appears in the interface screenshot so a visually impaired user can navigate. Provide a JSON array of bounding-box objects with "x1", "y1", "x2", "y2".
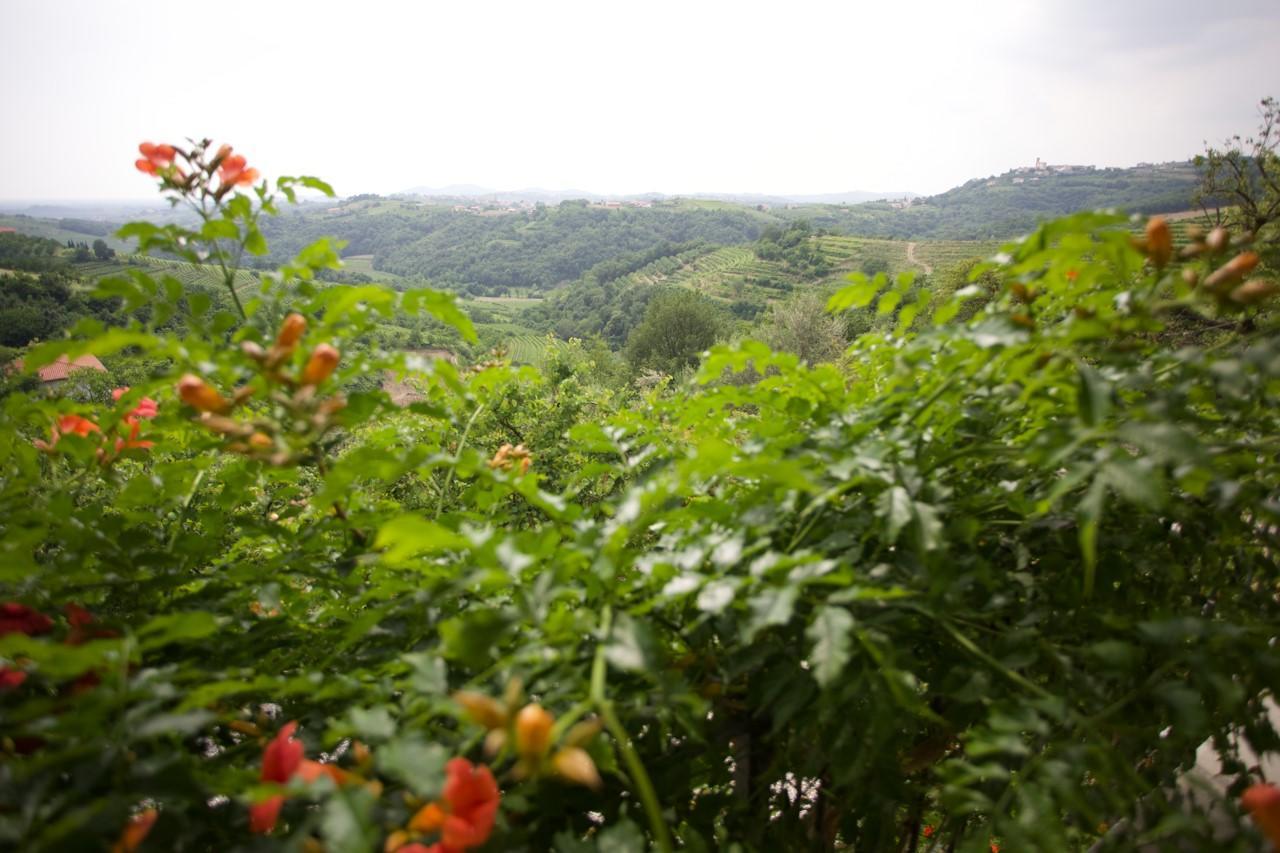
[{"x1": 2, "y1": 0, "x2": 1278, "y2": 202}]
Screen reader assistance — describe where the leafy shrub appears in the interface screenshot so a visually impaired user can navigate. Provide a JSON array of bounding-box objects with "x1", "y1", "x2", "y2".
[{"x1": 1, "y1": 144, "x2": 1278, "y2": 853}]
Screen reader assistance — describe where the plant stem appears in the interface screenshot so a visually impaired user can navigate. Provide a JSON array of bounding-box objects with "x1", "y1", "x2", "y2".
[
  {"x1": 434, "y1": 403, "x2": 485, "y2": 520},
  {"x1": 590, "y1": 606, "x2": 674, "y2": 853}
]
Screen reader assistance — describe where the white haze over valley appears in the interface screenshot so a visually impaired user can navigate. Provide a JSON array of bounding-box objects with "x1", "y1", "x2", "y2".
[{"x1": 2, "y1": 0, "x2": 1278, "y2": 201}]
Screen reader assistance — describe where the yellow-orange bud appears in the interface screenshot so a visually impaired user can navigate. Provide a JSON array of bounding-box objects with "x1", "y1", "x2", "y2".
[
  {"x1": 515, "y1": 703, "x2": 554, "y2": 758},
  {"x1": 1229, "y1": 279, "x2": 1278, "y2": 306},
  {"x1": 112, "y1": 808, "x2": 158, "y2": 853},
  {"x1": 301, "y1": 344, "x2": 340, "y2": 386},
  {"x1": 276, "y1": 313, "x2": 307, "y2": 350},
  {"x1": 383, "y1": 830, "x2": 410, "y2": 853},
  {"x1": 1205, "y1": 226, "x2": 1229, "y2": 254},
  {"x1": 453, "y1": 691, "x2": 507, "y2": 729},
  {"x1": 177, "y1": 374, "x2": 228, "y2": 413},
  {"x1": 1203, "y1": 251, "x2": 1260, "y2": 292},
  {"x1": 1144, "y1": 217, "x2": 1173, "y2": 269},
  {"x1": 552, "y1": 746, "x2": 602, "y2": 790},
  {"x1": 248, "y1": 432, "x2": 273, "y2": 449},
  {"x1": 409, "y1": 801, "x2": 447, "y2": 833},
  {"x1": 484, "y1": 728, "x2": 508, "y2": 757}
]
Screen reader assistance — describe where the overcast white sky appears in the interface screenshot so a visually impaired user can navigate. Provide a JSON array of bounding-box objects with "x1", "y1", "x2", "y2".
[{"x1": 2, "y1": 0, "x2": 1278, "y2": 200}]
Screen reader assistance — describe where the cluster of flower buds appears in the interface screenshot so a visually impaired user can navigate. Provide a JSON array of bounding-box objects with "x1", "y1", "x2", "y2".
[
  {"x1": 453, "y1": 681, "x2": 602, "y2": 790},
  {"x1": 178, "y1": 313, "x2": 345, "y2": 465},
  {"x1": 1136, "y1": 217, "x2": 1276, "y2": 310},
  {"x1": 487, "y1": 443, "x2": 532, "y2": 475},
  {"x1": 135, "y1": 139, "x2": 260, "y2": 200}
]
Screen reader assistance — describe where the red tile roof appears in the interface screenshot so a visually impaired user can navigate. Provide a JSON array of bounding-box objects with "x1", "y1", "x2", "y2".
[{"x1": 12, "y1": 354, "x2": 107, "y2": 382}]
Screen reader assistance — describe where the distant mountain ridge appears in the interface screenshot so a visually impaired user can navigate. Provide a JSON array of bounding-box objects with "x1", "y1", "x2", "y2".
[{"x1": 398, "y1": 186, "x2": 916, "y2": 206}]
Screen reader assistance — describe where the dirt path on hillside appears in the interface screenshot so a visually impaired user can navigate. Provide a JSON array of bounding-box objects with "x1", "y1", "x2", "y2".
[{"x1": 906, "y1": 242, "x2": 933, "y2": 276}]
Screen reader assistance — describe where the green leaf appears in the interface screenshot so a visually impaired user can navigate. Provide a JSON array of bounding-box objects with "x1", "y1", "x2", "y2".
[
  {"x1": 695, "y1": 579, "x2": 737, "y2": 614},
  {"x1": 1077, "y1": 362, "x2": 1111, "y2": 427},
  {"x1": 597, "y1": 819, "x2": 647, "y2": 853},
  {"x1": 807, "y1": 606, "x2": 854, "y2": 687},
  {"x1": 347, "y1": 707, "x2": 397, "y2": 741},
  {"x1": 745, "y1": 585, "x2": 798, "y2": 642},
  {"x1": 377, "y1": 737, "x2": 448, "y2": 798},
  {"x1": 320, "y1": 786, "x2": 380, "y2": 853},
  {"x1": 605, "y1": 611, "x2": 656, "y2": 672},
  {"x1": 826, "y1": 274, "x2": 882, "y2": 312},
  {"x1": 1078, "y1": 477, "x2": 1107, "y2": 597},
  {"x1": 375, "y1": 514, "x2": 469, "y2": 564},
  {"x1": 132, "y1": 710, "x2": 215, "y2": 740},
  {"x1": 878, "y1": 486, "x2": 913, "y2": 543},
  {"x1": 876, "y1": 290, "x2": 902, "y2": 316},
  {"x1": 137, "y1": 612, "x2": 219, "y2": 651}
]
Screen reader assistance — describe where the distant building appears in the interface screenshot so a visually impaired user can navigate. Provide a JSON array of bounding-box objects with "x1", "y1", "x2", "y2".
[
  {"x1": 0, "y1": 227, "x2": 16, "y2": 234},
  {"x1": 10, "y1": 353, "x2": 107, "y2": 385}
]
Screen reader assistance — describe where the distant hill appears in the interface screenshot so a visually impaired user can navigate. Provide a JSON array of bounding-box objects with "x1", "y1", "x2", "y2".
[
  {"x1": 775, "y1": 161, "x2": 1203, "y2": 240},
  {"x1": 398, "y1": 186, "x2": 917, "y2": 206}
]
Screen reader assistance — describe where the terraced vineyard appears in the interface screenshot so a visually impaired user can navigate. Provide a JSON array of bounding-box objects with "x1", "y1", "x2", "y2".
[
  {"x1": 475, "y1": 322, "x2": 566, "y2": 367},
  {"x1": 910, "y1": 239, "x2": 1004, "y2": 271},
  {"x1": 74, "y1": 256, "x2": 259, "y2": 295}
]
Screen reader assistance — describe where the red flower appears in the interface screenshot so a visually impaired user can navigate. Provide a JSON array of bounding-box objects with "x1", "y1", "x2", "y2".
[
  {"x1": 114, "y1": 388, "x2": 159, "y2": 422},
  {"x1": 115, "y1": 422, "x2": 155, "y2": 453},
  {"x1": 1242, "y1": 783, "x2": 1280, "y2": 849},
  {"x1": 136, "y1": 142, "x2": 177, "y2": 175},
  {"x1": 249, "y1": 795, "x2": 286, "y2": 835},
  {"x1": 409, "y1": 758, "x2": 499, "y2": 850},
  {"x1": 261, "y1": 721, "x2": 304, "y2": 784},
  {"x1": 249, "y1": 722, "x2": 353, "y2": 833},
  {"x1": 0, "y1": 667, "x2": 27, "y2": 690},
  {"x1": 923, "y1": 824, "x2": 935, "y2": 838},
  {"x1": 218, "y1": 152, "x2": 260, "y2": 188},
  {"x1": 0, "y1": 603, "x2": 53, "y2": 636},
  {"x1": 59, "y1": 414, "x2": 101, "y2": 437}
]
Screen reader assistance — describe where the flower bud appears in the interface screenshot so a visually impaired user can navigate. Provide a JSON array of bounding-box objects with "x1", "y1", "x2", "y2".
[
  {"x1": 178, "y1": 374, "x2": 228, "y2": 413},
  {"x1": 1205, "y1": 226, "x2": 1230, "y2": 254},
  {"x1": 563, "y1": 717, "x2": 603, "y2": 748},
  {"x1": 241, "y1": 341, "x2": 267, "y2": 362},
  {"x1": 198, "y1": 413, "x2": 249, "y2": 436},
  {"x1": 1228, "y1": 279, "x2": 1278, "y2": 306},
  {"x1": 1181, "y1": 268, "x2": 1199, "y2": 288},
  {"x1": 1203, "y1": 251, "x2": 1260, "y2": 292},
  {"x1": 552, "y1": 746, "x2": 602, "y2": 790},
  {"x1": 515, "y1": 703, "x2": 553, "y2": 758},
  {"x1": 453, "y1": 691, "x2": 507, "y2": 729},
  {"x1": 275, "y1": 313, "x2": 307, "y2": 351},
  {"x1": 249, "y1": 432, "x2": 273, "y2": 450},
  {"x1": 484, "y1": 728, "x2": 507, "y2": 757},
  {"x1": 1144, "y1": 217, "x2": 1173, "y2": 269},
  {"x1": 301, "y1": 344, "x2": 340, "y2": 386}
]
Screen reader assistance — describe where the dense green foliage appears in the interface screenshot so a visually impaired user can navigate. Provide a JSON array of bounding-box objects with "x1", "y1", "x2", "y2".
[
  {"x1": 2, "y1": 139, "x2": 1278, "y2": 853},
  {"x1": 255, "y1": 201, "x2": 773, "y2": 295},
  {"x1": 622, "y1": 288, "x2": 726, "y2": 376}
]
